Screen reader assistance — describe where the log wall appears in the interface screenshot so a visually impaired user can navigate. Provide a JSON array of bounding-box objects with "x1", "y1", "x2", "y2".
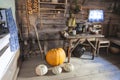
[{"x1": 16, "y1": 0, "x2": 120, "y2": 55}]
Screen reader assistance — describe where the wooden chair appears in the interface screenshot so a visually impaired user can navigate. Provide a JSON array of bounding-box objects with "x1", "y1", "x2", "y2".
[{"x1": 97, "y1": 38, "x2": 110, "y2": 56}]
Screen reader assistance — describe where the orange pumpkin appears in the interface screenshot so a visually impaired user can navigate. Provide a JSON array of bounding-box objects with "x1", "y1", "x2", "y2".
[{"x1": 46, "y1": 48, "x2": 66, "y2": 66}]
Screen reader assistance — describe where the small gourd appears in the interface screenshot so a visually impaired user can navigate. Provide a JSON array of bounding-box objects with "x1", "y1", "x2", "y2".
[
  {"x1": 35, "y1": 64, "x2": 48, "y2": 76},
  {"x1": 46, "y1": 48, "x2": 66, "y2": 66},
  {"x1": 52, "y1": 66, "x2": 62, "y2": 75},
  {"x1": 63, "y1": 63, "x2": 74, "y2": 72}
]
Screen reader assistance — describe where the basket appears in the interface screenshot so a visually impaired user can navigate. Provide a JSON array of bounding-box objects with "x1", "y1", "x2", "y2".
[{"x1": 110, "y1": 47, "x2": 120, "y2": 54}]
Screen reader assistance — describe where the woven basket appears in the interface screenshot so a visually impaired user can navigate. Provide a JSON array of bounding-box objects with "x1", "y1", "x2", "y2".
[{"x1": 110, "y1": 47, "x2": 120, "y2": 54}]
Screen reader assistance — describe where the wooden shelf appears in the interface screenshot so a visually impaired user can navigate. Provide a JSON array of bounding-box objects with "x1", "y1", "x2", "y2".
[
  {"x1": 38, "y1": 0, "x2": 67, "y2": 27},
  {"x1": 40, "y1": 13, "x2": 63, "y2": 15},
  {"x1": 39, "y1": 2, "x2": 66, "y2": 5},
  {"x1": 43, "y1": 23, "x2": 65, "y2": 25},
  {"x1": 42, "y1": 17, "x2": 66, "y2": 20},
  {"x1": 40, "y1": 8, "x2": 65, "y2": 11}
]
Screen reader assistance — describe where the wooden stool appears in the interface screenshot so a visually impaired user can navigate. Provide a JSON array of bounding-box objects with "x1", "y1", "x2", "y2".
[{"x1": 97, "y1": 38, "x2": 110, "y2": 56}]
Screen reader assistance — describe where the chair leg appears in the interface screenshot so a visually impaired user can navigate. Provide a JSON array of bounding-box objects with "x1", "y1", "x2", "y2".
[
  {"x1": 90, "y1": 46, "x2": 94, "y2": 60},
  {"x1": 97, "y1": 42, "x2": 101, "y2": 56},
  {"x1": 107, "y1": 47, "x2": 109, "y2": 55},
  {"x1": 107, "y1": 42, "x2": 110, "y2": 55},
  {"x1": 91, "y1": 50, "x2": 94, "y2": 60},
  {"x1": 97, "y1": 47, "x2": 100, "y2": 56}
]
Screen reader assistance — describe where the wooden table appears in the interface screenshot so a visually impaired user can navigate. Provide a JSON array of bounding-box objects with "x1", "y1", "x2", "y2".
[{"x1": 64, "y1": 34, "x2": 104, "y2": 62}]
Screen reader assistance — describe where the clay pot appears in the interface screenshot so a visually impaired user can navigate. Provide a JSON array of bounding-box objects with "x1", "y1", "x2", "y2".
[{"x1": 110, "y1": 47, "x2": 120, "y2": 54}]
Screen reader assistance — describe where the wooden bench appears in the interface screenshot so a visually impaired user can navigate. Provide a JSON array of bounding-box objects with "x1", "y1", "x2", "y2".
[
  {"x1": 108, "y1": 38, "x2": 120, "y2": 46},
  {"x1": 97, "y1": 38, "x2": 110, "y2": 55}
]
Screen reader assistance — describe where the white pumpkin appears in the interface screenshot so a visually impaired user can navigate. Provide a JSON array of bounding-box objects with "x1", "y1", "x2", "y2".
[
  {"x1": 52, "y1": 66, "x2": 62, "y2": 75},
  {"x1": 63, "y1": 63, "x2": 74, "y2": 72},
  {"x1": 35, "y1": 64, "x2": 48, "y2": 76}
]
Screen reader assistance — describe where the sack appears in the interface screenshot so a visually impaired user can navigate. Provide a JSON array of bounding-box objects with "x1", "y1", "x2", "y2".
[{"x1": 72, "y1": 44, "x2": 85, "y2": 57}]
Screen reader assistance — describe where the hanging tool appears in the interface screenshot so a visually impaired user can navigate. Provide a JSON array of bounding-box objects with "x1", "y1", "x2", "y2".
[{"x1": 25, "y1": 0, "x2": 44, "y2": 59}]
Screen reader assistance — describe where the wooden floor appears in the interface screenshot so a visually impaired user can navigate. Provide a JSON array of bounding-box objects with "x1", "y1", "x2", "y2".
[{"x1": 17, "y1": 52, "x2": 120, "y2": 80}]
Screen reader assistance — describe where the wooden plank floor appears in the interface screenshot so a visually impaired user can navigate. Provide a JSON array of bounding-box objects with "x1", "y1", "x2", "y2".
[{"x1": 17, "y1": 52, "x2": 120, "y2": 80}]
